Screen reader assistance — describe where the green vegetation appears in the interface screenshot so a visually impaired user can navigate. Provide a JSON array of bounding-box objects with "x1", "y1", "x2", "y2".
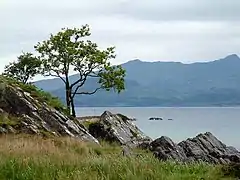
[
  {"x1": 79, "y1": 117, "x2": 100, "y2": 129},
  {"x1": 2, "y1": 25, "x2": 126, "y2": 118},
  {"x1": 3, "y1": 52, "x2": 41, "y2": 84},
  {"x1": 0, "y1": 135, "x2": 234, "y2": 180},
  {"x1": 34, "y1": 25, "x2": 125, "y2": 117},
  {"x1": 82, "y1": 120, "x2": 96, "y2": 129},
  {"x1": 222, "y1": 163, "x2": 240, "y2": 179},
  {"x1": 0, "y1": 113, "x2": 21, "y2": 127}
]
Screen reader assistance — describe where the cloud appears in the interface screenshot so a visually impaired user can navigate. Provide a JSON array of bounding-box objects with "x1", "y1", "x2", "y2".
[
  {"x1": 1, "y1": 0, "x2": 240, "y2": 74},
  {"x1": 113, "y1": 0, "x2": 240, "y2": 22}
]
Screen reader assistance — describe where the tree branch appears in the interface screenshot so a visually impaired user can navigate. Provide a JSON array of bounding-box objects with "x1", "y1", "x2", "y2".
[
  {"x1": 70, "y1": 70, "x2": 83, "y2": 89},
  {"x1": 23, "y1": 74, "x2": 30, "y2": 84},
  {"x1": 74, "y1": 87, "x2": 102, "y2": 95},
  {"x1": 70, "y1": 63, "x2": 98, "y2": 89},
  {"x1": 71, "y1": 75, "x2": 88, "y2": 98}
]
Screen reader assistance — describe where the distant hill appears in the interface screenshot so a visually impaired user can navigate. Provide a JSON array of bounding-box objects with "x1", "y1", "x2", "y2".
[{"x1": 34, "y1": 54, "x2": 240, "y2": 107}]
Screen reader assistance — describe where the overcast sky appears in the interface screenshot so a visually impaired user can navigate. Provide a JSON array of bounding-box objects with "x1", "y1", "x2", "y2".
[{"x1": 1, "y1": 0, "x2": 240, "y2": 73}]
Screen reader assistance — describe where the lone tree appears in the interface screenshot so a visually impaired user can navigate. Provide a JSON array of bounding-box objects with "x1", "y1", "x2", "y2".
[
  {"x1": 35, "y1": 25, "x2": 125, "y2": 117},
  {"x1": 3, "y1": 52, "x2": 42, "y2": 84}
]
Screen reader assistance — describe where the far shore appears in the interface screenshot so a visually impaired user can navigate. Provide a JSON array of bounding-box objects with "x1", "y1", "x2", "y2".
[{"x1": 75, "y1": 106, "x2": 240, "y2": 108}]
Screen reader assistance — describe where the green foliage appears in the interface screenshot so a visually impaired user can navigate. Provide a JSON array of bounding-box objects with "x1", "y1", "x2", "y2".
[
  {"x1": 1, "y1": 25, "x2": 125, "y2": 117},
  {"x1": 3, "y1": 52, "x2": 42, "y2": 84},
  {"x1": 99, "y1": 65, "x2": 125, "y2": 93},
  {"x1": 34, "y1": 24, "x2": 125, "y2": 116}
]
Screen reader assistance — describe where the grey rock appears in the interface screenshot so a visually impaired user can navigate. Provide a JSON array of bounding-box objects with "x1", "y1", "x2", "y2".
[
  {"x1": 0, "y1": 127, "x2": 7, "y2": 133},
  {"x1": 226, "y1": 146, "x2": 239, "y2": 154},
  {"x1": 122, "y1": 145, "x2": 132, "y2": 157},
  {"x1": 150, "y1": 136, "x2": 187, "y2": 161},
  {"x1": 89, "y1": 111, "x2": 152, "y2": 147},
  {"x1": 0, "y1": 83, "x2": 99, "y2": 144},
  {"x1": 138, "y1": 140, "x2": 152, "y2": 150},
  {"x1": 150, "y1": 132, "x2": 240, "y2": 164}
]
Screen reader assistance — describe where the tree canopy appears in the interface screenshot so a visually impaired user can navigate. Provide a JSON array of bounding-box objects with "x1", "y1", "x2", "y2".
[
  {"x1": 3, "y1": 52, "x2": 42, "y2": 84},
  {"x1": 34, "y1": 24, "x2": 125, "y2": 117}
]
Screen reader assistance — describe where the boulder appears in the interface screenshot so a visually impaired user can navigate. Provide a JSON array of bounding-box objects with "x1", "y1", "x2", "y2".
[
  {"x1": 88, "y1": 111, "x2": 152, "y2": 147},
  {"x1": 150, "y1": 132, "x2": 240, "y2": 164},
  {"x1": 0, "y1": 82, "x2": 99, "y2": 144},
  {"x1": 150, "y1": 136, "x2": 187, "y2": 161},
  {"x1": 179, "y1": 132, "x2": 240, "y2": 164}
]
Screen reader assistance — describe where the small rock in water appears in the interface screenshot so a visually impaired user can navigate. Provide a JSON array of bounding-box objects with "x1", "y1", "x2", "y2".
[{"x1": 149, "y1": 117, "x2": 163, "y2": 120}]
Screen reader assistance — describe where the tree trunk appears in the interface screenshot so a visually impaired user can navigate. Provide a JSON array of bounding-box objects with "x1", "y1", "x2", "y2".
[
  {"x1": 65, "y1": 80, "x2": 71, "y2": 115},
  {"x1": 70, "y1": 96, "x2": 76, "y2": 118}
]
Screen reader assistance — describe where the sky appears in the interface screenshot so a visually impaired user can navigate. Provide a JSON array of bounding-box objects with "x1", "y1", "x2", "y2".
[{"x1": 1, "y1": 0, "x2": 240, "y2": 73}]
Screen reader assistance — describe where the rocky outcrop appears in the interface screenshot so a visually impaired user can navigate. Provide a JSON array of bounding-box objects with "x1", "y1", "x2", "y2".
[
  {"x1": 88, "y1": 111, "x2": 152, "y2": 147},
  {"x1": 150, "y1": 132, "x2": 240, "y2": 164},
  {"x1": 150, "y1": 136, "x2": 187, "y2": 161},
  {"x1": 0, "y1": 82, "x2": 99, "y2": 144}
]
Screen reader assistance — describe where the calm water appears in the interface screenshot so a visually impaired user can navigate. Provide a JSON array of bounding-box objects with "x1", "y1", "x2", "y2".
[{"x1": 76, "y1": 107, "x2": 240, "y2": 150}]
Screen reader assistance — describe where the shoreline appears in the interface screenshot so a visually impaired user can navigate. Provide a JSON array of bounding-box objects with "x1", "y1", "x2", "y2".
[{"x1": 75, "y1": 106, "x2": 240, "y2": 109}]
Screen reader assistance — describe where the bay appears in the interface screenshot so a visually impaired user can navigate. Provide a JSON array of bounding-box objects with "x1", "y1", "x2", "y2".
[{"x1": 76, "y1": 107, "x2": 240, "y2": 149}]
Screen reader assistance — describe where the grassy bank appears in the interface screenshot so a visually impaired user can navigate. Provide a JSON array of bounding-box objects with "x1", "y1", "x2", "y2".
[{"x1": 0, "y1": 135, "x2": 234, "y2": 180}]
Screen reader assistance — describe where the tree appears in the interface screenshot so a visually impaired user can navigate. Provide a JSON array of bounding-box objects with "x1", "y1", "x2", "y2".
[
  {"x1": 3, "y1": 52, "x2": 42, "y2": 84},
  {"x1": 35, "y1": 25, "x2": 125, "y2": 117}
]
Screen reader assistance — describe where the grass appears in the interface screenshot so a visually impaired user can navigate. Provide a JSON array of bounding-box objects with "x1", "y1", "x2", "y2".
[
  {"x1": 82, "y1": 120, "x2": 95, "y2": 129},
  {"x1": 0, "y1": 135, "x2": 235, "y2": 180}
]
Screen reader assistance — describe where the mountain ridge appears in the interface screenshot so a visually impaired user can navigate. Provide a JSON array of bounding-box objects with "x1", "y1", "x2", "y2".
[{"x1": 34, "y1": 54, "x2": 240, "y2": 107}]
